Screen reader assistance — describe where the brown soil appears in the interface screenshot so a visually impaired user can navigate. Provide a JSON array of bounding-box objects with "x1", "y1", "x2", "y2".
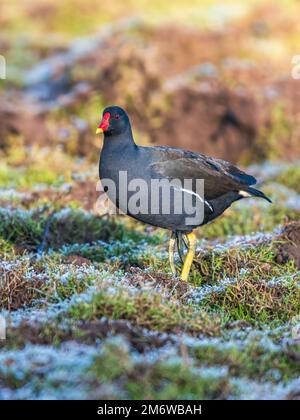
[
  {"x1": 3, "y1": 319, "x2": 171, "y2": 352},
  {"x1": 5, "y1": 180, "x2": 101, "y2": 212},
  {"x1": 155, "y1": 83, "x2": 266, "y2": 162},
  {"x1": 65, "y1": 255, "x2": 92, "y2": 266},
  {"x1": 0, "y1": 95, "x2": 50, "y2": 150},
  {"x1": 126, "y1": 267, "x2": 190, "y2": 301},
  {"x1": 275, "y1": 220, "x2": 300, "y2": 269}
]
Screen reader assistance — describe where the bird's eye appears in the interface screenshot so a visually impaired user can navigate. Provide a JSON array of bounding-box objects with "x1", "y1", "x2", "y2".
[{"x1": 115, "y1": 114, "x2": 120, "y2": 120}]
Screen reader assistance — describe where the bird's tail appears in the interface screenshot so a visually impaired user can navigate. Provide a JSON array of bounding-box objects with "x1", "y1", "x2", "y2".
[{"x1": 245, "y1": 186, "x2": 272, "y2": 203}]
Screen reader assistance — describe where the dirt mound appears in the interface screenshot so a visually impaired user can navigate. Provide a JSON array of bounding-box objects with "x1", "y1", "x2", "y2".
[
  {"x1": 0, "y1": 95, "x2": 50, "y2": 149},
  {"x1": 154, "y1": 83, "x2": 266, "y2": 162},
  {"x1": 275, "y1": 220, "x2": 300, "y2": 269},
  {"x1": 2, "y1": 20, "x2": 300, "y2": 163}
]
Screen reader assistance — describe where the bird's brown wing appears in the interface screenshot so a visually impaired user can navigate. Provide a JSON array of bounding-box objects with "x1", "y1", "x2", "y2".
[{"x1": 147, "y1": 147, "x2": 256, "y2": 200}]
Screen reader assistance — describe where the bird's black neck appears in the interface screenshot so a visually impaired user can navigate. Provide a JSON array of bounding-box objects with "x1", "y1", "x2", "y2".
[{"x1": 103, "y1": 126, "x2": 137, "y2": 153}]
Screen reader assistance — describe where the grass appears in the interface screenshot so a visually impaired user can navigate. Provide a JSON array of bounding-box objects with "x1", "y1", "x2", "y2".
[
  {"x1": 258, "y1": 103, "x2": 293, "y2": 161},
  {"x1": 0, "y1": 207, "x2": 133, "y2": 250},
  {"x1": 187, "y1": 242, "x2": 300, "y2": 325},
  {"x1": 201, "y1": 270, "x2": 300, "y2": 323},
  {"x1": 0, "y1": 259, "x2": 46, "y2": 311},
  {"x1": 2, "y1": 0, "x2": 254, "y2": 38},
  {"x1": 201, "y1": 198, "x2": 299, "y2": 240},
  {"x1": 0, "y1": 163, "x2": 68, "y2": 189},
  {"x1": 0, "y1": 254, "x2": 98, "y2": 311},
  {"x1": 275, "y1": 166, "x2": 300, "y2": 194},
  {"x1": 124, "y1": 362, "x2": 233, "y2": 400},
  {"x1": 59, "y1": 239, "x2": 160, "y2": 268},
  {"x1": 192, "y1": 243, "x2": 297, "y2": 284},
  {"x1": 68, "y1": 285, "x2": 221, "y2": 336},
  {"x1": 192, "y1": 335, "x2": 300, "y2": 383},
  {"x1": 0, "y1": 145, "x2": 80, "y2": 189},
  {"x1": 1, "y1": 177, "x2": 299, "y2": 399},
  {"x1": 90, "y1": 336, "x2": 234, "y2": 399}
]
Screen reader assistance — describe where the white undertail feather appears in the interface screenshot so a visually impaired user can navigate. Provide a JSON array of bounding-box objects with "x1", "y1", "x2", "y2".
[{"x1": 239, "y1": 190, "x2": 252, "y2": 198}]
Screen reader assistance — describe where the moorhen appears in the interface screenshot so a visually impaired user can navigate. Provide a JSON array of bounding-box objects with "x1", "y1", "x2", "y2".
[{"x1": 96, "y1": 106, "x2": 271, "y2": 281}]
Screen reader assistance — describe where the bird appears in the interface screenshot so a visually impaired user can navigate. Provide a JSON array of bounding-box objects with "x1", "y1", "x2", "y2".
[{"x1": 96, "y1": 105, "x2": 271, "y2": 281}]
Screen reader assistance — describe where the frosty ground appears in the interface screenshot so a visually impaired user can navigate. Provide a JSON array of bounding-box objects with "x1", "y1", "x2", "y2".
[{"x1": 0, "y1": 158, "x2": 300, "y2": 399}]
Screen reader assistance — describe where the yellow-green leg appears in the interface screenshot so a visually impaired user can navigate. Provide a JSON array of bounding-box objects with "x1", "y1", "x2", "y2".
[
  {"x1": 180, "y1": 232, "x2": 197, "y2": 281},
  {"x1": 168, "y1": 232, "x2": 177, "y2": 276}
]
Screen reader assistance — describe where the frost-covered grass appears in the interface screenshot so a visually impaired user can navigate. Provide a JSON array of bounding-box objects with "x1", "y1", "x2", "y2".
[
  {"x1": 1, "y1": 335, "x2": 299, "y2": 400},
  {"x1": 67, "y1": 284, "x2": 221, "y2": 336},
  {"x1": 201, "y1": 196, "x2": 300, "y2": 240},
  {"x1": 1, "y1": 159, "x2": 300, "y2": 400},
  {"x1": 0, "y1": 207, "x2": 145, "y2": 251}
]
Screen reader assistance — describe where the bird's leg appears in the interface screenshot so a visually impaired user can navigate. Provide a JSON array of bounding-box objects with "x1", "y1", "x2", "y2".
[
  {"x1": 181, "y1": 234, "x2": 189, "y2": 251},
  {"x1": 168, "y1": 232, "x2": 177, "y2": 276},
  {"x1": 176, "y1": 232, "x2": 185, "y2": 264},
  {"x1": 180, "y1": 232, "x2": 197, "y2": 281}
]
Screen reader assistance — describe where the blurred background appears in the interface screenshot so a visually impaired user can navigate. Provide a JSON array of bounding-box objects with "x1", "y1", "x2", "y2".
[
  {"x1": 0, "y1": 0, "x2": 300, "y2": 212},
  {"x1": 1, "y1": 0, "x2": 300, "y2": 165}
]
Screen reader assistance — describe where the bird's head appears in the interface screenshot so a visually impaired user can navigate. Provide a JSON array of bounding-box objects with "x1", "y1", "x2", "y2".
[{"x1": 96, "y1": 106, "x2": 129, "y2": 137}]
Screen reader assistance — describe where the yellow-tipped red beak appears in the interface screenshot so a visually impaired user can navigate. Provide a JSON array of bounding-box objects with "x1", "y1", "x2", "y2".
[{"x1": 96, "y1": 127, "x2": 103, "y2": 135}]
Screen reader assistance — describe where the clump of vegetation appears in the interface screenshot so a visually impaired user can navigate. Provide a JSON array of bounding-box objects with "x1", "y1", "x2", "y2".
[
  {"x1": 59, "y1": 238, "x2": 159, "y2": 268},
  {"x1": 192, "y1": 336, "x2": 300, "y2": 383},
  {"x1": 201, "y1": 271, "x2": 300, "y2": 323},
  {"x1": 90, "y1": 337, "x2": 234, "y2": 400},
  {"x1": 193, "y1": 243, "x2": 296, "y2": 285},
  {"x1": 274, "y1": 219, "x2": 300, "y2": 269},
  {"x1": 68, "y1": 285, "x2": 221, "y2": 336},
  {"x1": 0, "y1": 254, "x2": 99, "y2": 311},
  {"x1": 0, "y1": 259, "x2": 46, "y2": 310},
  {"x1": 0, "y1": 207, "x2": 131, "y2": 250},
  {"x1": 127, "y1": 361, "x2": 233, "y2": 400}
]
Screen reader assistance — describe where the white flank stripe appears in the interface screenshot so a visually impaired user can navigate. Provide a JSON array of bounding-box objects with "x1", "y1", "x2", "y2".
[{"x1": 174, "y1": 187, "x2": 214, "y2": 212}]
